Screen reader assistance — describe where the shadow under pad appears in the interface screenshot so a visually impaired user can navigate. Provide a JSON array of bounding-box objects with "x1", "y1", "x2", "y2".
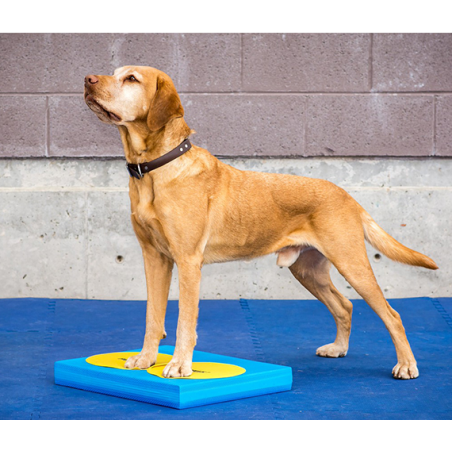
[{"x1": 1, "y1": 297, "x2": 452, "y2": 419}]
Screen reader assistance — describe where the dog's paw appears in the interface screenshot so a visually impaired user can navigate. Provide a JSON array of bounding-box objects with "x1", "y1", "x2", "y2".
[
  {"x1": 316, "y1": 343, "x2": 348, "y2": 358},
  {"x1": 392, "y1": 362, "x2": 419, "y2": 379},
  {"x1": 124, "y1": 352, "x2": 156, "y2": 370},
  {"x1": 162, "y1": 359, "x2": 193, "y2": 378}
]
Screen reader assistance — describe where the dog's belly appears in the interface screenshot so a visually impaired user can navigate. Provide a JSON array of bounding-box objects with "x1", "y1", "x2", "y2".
[
  {"x1": 202, "y1": 226, "x2": 315, "y2": 265},
  {"x1": 203, "y1": 241, "x2": 316, "y2": 266},
  {"x1": 203, "y1": 243, "x2": 269, "y2": 264},
  {"x1": 202, "y1": 224, "x2": 280, "y2": 263}
]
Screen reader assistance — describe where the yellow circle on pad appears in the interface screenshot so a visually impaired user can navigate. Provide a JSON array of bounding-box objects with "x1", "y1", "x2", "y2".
[
  {"x1": 147, "y1": 362, "x2": 246, "y2": 379},
  {"x1": 86, "y1": 352, "x2": 172, "y2": 370}
]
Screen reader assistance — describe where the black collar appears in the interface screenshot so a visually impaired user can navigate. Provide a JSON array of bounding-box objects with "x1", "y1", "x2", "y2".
[{"x1": 127, "y1": 139, "x2": 192, "y2": 179}]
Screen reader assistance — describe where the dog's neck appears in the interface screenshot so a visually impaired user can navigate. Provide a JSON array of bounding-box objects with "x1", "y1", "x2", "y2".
[{"x1": 118, "y1": 117, "x2": 193, "y2": 164}]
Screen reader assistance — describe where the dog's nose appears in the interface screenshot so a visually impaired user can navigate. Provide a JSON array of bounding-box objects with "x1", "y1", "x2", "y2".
[{"x1": 85, "y1": 75, "x2": 99, "y2": 86}]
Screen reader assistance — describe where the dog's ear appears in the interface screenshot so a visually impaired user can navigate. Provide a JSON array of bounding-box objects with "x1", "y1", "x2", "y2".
[{"x1": 147, "y1": 75, "x2": 184, "y2": 132}]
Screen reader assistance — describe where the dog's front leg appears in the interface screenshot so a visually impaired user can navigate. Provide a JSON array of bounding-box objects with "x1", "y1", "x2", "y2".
[
  {"x1": 125, "y1": 245, "x2": 174, "y2": 369},
  {"x1": 162, "y1": 257, "x2": 202, "y2": 378}
]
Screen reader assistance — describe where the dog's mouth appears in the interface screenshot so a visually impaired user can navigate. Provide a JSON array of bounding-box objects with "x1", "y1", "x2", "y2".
[{"x1": 85, "y1": 93, "x2": 122, "y2": 122}]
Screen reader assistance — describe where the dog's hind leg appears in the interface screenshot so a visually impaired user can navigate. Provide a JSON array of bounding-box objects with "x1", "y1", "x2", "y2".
[
  {"x1": 333, "y1": 252, "x2": 419, "y2": 379},
  {"x1": 289, "y1": 248, "x2": 353, "y2": 358},
  {"x1": 319, "y1": 224, "x2": 419, "y2": 379}
]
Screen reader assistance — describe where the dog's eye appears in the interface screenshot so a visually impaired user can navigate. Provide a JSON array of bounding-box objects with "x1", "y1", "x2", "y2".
[{"x1": 126, "y1": 75, "x2": 138, "y2": 82}]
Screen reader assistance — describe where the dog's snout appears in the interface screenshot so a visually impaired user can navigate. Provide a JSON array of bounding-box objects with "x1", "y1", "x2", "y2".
[{"x1": 85, "y1": 75, "x2": 99, "y2": 86}]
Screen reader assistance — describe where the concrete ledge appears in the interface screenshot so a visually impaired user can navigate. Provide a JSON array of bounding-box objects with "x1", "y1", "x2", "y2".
[{"x1": 0, "y1": 157, "x2": 449, "y2": 300}]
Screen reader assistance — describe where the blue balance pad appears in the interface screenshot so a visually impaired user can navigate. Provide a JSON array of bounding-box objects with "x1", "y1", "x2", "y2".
[{"x1": 54, "y1": 345, "x2": 293, "y2": 409}]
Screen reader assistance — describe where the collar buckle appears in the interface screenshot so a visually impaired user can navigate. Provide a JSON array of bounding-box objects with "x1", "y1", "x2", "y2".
[{"x1": 127, "y1": 163, "x2": 142, "y2": 179}]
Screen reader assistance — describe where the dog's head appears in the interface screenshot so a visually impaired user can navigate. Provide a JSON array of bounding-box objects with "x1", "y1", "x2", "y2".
[{"x1": 84, "y1": 66, "x2": 184, "y2": 131}]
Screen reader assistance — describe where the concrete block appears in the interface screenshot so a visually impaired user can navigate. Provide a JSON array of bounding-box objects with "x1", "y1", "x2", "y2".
[
  {"x1": 175, "y1": 34, "x2": 241, "y2": 92},
  {"x1": 0, "y1": 34, "x2": 48, "y2": 92},
  {"x1": 242, "y1": 34, "x2": 370, "y2": 92},
  {"x1": 46, "y1": 34, "x2": 117, "y2": 93},
  {"x1": 435, "y1": 95, "x2": 452, "y2": 156},
  {"x1": 111, "y1": 34, "x2": 179, "y2": 85},
  {"x1": 0, "y1": 192, "x2": 87, "y2": 298},
  {"x1": 373, "y1": 34, "x2": 452, "y2": 92},
  {"x1": 0, "y1": 34, "x2": 115, "y2": 93},
  {"x1": 182, "y1": 94, "x2": 306, "y2": 156},
  {"x1": 0, "y1": 96, "x2": 46, "y2": 157},
  {"x1": 112, "y1": 33, "x2": 241, "y2": 92},
  {"x1": 49, "y1": 95, "x2": 124, "y2": 157},
  {"x1": 305, "y1": 94, "x2": 434, "y2": 156}
]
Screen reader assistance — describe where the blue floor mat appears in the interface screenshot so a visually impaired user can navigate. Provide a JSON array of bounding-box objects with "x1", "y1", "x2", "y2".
[{"x1": 1, "y1": 297, "x2": 451, "y2": 419}]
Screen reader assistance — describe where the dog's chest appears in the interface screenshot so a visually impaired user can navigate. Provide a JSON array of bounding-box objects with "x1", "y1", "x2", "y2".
[{"x1": 130, "y1": 181, "x2": 173, "y2": 254}]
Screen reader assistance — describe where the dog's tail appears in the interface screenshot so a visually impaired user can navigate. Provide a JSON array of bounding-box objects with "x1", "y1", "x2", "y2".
[{"x1": 360, "y1": 208, "x2": 438, "y2": 270}]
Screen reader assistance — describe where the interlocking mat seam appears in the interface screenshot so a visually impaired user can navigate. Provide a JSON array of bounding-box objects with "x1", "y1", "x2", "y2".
[
  {"x1": 431, "y1": 298, "x2": 452, "y2": 330},
  {"x1": 239, "y1": 298, "x2": 283, "y2": 420},
  {"x1": 30, "y1": 299, "x2": 56, "y2": 420}
]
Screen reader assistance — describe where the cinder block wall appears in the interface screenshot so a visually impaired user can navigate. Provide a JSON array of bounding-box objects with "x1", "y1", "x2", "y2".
[{"x1": 0, "y1": 33, "x2": 450, "y2": 300}]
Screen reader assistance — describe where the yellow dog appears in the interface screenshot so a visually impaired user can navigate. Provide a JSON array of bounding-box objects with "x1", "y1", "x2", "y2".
[{"x1": 84, "y1": 66, "x2": 437, "y2": 379}]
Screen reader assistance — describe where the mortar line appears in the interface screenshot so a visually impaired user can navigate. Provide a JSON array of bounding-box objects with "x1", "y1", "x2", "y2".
[
  {"x1": 303, "y1": 95, "x2": 309, "y2": 156},
  {"x1": 432, "y1": 95, "x2": 437, "y2": 156},
  {"x1": 369, "y1": 34, "x2": 374, "y2": 92},
  {"x1": 2, "y1": 155, "x2": 452, "y2": 162},
  {"x1": 0, "y1": 93, "x2": 85, "y2": 96},
  {"x1": 0, "y1": 186, "x2": 129, "y2": 192},
  {"x1": 45, "y1": 96, "x2": 49, "y2": 157},
  {"x1": 181, "y1": 91, "x2": 446, "y2": 96},
  {"x1": 240, "y1": 33, "x2": 244, "y2": 93},
  {"x1": 3, "y1": 91, "x2": 452, "y2": 96}
]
